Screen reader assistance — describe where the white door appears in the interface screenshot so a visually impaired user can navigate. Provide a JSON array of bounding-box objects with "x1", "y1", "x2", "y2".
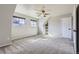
[{"x1": 61, "y1": 16, "x2": 72, "y2": 39}]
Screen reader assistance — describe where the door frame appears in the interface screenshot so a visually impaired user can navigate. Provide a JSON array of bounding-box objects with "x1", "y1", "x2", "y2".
[{"x1": 76, "y1": 5, "x2": 79, "y2": 54}]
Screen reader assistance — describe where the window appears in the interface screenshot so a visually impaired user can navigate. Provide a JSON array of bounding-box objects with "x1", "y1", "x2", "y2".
[
  {"x1": 31, "y1": 19, "x2": 37, "y2": 27},
  {"x1": 12, "y1": 16, "x2": 25, "y2": 26}
]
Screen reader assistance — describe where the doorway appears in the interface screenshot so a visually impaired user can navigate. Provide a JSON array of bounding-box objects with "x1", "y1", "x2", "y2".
[
  {"x1": 76, "y1": 5, "x2": 79, "y2": 54},
  {"x1": 45, "y1": 22, "x2": 48, "y2": 35},
  {"x1": 61, "y1": 16, "x2": 73, "y2": 40}
]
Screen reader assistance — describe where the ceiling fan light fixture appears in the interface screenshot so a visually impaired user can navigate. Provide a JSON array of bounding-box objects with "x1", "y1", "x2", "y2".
[
  {"x1": 36, "y1": 5, "x2": 50, "y2": 17},
  {"x1": 42, "y1": 10, "x2": 45, "y2": 13}
]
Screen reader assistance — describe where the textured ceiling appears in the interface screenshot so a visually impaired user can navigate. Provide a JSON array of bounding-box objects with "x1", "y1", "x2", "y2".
[{"x1": 15, "y1": 4, "x2": 74, "y2": 18}]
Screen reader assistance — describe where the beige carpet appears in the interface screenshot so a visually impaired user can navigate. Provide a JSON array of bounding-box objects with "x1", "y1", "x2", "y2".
[{"x1": 0, "y1": 35, "x2": 74, "y2": 54}]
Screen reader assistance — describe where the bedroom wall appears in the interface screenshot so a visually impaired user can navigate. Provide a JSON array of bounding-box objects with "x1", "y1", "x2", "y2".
[
  {"x1": 0, "y1": 4, "x2": 16, "y2": 47},
  {"x1": 11, "y1": 12, "x2": 38, "y2": 40},
  {"x1": 38, "y1": 15, "x2": 50, "y2": 35},
  {"x1": 48, "y1": 14, "x2": 72, "y2": 38},
  {"x1": 48, "y1": 17, "x2": 62, "y2": 37}
]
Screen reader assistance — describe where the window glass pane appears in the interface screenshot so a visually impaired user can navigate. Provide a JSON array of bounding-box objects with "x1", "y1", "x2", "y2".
[
  {"x1": 31, "y1": 20, "x2": 37, "y2": 27},
  {"x1": 12, "y1": 16, "x2": 25, "y2": 26}
]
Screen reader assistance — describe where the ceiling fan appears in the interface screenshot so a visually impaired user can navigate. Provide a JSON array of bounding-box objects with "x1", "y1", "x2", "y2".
[{"x1": 35, "y1": 5, "x2": 50, "y2": 17}]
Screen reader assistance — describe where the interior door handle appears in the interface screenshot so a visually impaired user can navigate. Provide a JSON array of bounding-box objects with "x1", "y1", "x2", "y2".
[
  {"x1": 68, "y1": 28, "x2": 77, "y2": 32},
  {"x1": 72, "y1": 30, "x2": 77, "y2": 32}
]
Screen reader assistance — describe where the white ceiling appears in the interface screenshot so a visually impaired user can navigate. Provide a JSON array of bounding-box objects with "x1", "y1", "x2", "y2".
[{"x1": 15, "y1": 4, "x2": 74, "y2": 18}]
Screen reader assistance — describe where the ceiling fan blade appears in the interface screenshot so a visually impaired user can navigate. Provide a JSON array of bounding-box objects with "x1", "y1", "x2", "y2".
[
  {"x1": 37, "y1": 14, "x2": 42, "y2": 17},
  {"x1": 36, "y1": 12, "x2": 42, "y2": 15},
  {"x1": 45, "y1": 13, "x2": 50, "y2": 15},
  {"x1": 36, "y1": 12, "x2": 41, "y2": 16},
  {"x1": 34, "y1": 9, "x2": 42, "y2": 12}
]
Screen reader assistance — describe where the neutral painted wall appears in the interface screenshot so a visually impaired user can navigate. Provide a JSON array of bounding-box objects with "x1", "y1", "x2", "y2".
[
  {"x1": 48, "y1": 14, "x2": 73, "y2": 38},
  {"x1": 11, "y1": 12, "x2": 38, "y2": 40},
  {"x1": 0, "y1": 5, "x2": 16, "y2": 47},
  {"x1": 38, "y1": 15, "x2": 50, "y2": 35},
  {"x1": 48, "y1": 17, "x2": 62, "y2": 37}
]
